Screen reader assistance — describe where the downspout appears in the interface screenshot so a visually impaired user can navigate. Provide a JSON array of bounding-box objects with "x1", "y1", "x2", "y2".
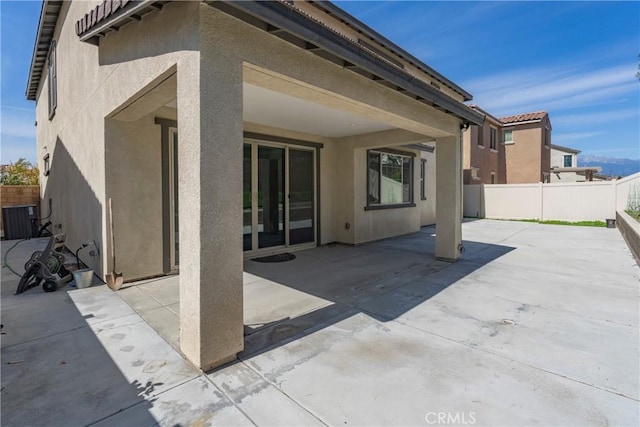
[{"x1": 459, "y1": 122, "x2": 470, "y2": 254}]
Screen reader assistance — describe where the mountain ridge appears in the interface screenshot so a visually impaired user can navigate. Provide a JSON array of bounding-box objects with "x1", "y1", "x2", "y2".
[{"x1": 577, "y1": 155, "x2": 640, "y2": 178}]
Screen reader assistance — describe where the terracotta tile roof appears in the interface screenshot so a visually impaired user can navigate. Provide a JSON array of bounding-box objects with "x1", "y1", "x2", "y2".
[{"x1": 499, "y1": 111, "x2": 548, "y2": 125}]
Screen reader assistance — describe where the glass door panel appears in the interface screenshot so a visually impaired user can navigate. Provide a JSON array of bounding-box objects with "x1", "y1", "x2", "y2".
[
  {"x1": 243, "y1": 144, "x2": 252, "y2": 251},
  {"x1": 288, "y1": 149, "x2": 314, "y2": 245},
  {"x1": 258, "y1": 146, "x2": 285, "y2": 248}
]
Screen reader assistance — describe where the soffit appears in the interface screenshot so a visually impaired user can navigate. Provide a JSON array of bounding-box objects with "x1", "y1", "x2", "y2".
[{"x1": 26, "y1": 0, "x2": 63, "y2": 100}]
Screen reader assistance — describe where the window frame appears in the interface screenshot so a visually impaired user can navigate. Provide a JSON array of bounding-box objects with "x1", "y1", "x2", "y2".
[
  {"x1": 365, "y1": 148, "x2": 415, "y2": 210},
  {"x1": 489, "y1": 126, "x2": 497, "y2": 150},
  {"x1": 544, "y1": 127, "x2": 550, "y2": 147},
  {"x1": 47, "y1": 41, "x2": 57, "y2": 119},
  {"x1": 563, "y1": 154, "x2": 572, "y2": 168},
  {"x1": 420, "y1": 158, "x2": 427, "y2": 201},
  {"x1": 471, "y1": 167, "x2": 480, "y2": 181},
  {"x1": 503, "y1": 129, "x2": 514, "y2": 145}
]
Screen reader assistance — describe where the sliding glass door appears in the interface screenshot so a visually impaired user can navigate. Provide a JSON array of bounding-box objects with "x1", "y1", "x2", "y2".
[{"x1": 243, "y1": 140, "x2": 316, "y2": 254}]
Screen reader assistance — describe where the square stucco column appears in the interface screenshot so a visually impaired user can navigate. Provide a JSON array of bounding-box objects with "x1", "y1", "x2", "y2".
[
  {"x1": 435, "y1": 134, "x2": 462, "y2": 261},
  {"x1": 177, "y1": 53, "x2": 244, "y2": 370}
]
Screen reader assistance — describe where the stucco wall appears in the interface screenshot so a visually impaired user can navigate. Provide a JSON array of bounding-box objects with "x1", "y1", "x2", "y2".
[
  {"x1": 463, "y1": 120, "x2": 504, "y2": 185},
  {"x1": 105, "y1": 111, "x2": 166, "y2": 280},
  {"x1": 353, "y1": 147, "x2": 421, "y2": 244},
  {"x1": 35, "y1": 1, "x2": 201, "y2": 278},
  {"x1": 36, "y1": 1, "x2": 460, "y2": 278},
  {"x1": 504, "y1": 123, "x2": 543, "y2": 184}
]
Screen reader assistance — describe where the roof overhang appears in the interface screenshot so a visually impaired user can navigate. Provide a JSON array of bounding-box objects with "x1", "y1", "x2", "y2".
[
  {"x1": 551, "y1": 144, "x2": 581, "y2": 154},
  {"x1": 307, "y1": 1, "x2": 473, "y2": 101},
  {"x1": 26, "y1": 1, "x2": 63, "y2": 101},
  {"x1": 404, "y1": 143, "x2": 435, "y2": 153},
  {"x1": 206, "y1": 1, "x2": 483, "y2": 126},
  {"x1": 76, "y1": 0, "x2": 170, "y2": 44}
]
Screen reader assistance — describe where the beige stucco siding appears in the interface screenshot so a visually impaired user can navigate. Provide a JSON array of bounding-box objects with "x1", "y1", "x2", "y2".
[
  {"x1": 36, "y1": 1, "x2": 460, "y2": 278},
  {"x1": 36, "y1": 1, "x2": 201, "y2": 278},
  {"x1": 504, "y1": 123, "x2": 543, "y2": 184}
]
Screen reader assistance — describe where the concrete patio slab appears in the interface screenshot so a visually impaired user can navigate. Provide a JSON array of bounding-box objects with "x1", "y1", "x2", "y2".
[{"x1": 2, "y1": 220, "x2": 639, "y2": 426}]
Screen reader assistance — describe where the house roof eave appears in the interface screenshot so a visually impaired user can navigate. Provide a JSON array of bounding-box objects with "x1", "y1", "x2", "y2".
[
  {"x1": 209, "y1": 1, "x2": 483, "y2": 126},
  {"x1": 308, "y1": 1, "x2": 473, "y2": 102},
  {"x1": 26, "y1": 0, "x2": 64, "y2": 101}
]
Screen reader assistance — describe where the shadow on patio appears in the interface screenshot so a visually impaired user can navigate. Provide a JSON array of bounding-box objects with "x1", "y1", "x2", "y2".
[
  {"x1": 239, "y1": 225, "x2": 514, "y2": 358},
  {"x1": 118, "y1": 225, "x2": 513, "y2": 363}
]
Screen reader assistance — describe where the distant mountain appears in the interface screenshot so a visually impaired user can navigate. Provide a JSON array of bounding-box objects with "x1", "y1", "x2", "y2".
[{"x1": 578, "y1": 156, "x2": 640, "y2": 178}]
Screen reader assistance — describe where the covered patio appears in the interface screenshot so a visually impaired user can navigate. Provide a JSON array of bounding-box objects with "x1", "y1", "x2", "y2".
[{"x1": 117, "y1": 224, "x2": 502, "y2": 358}]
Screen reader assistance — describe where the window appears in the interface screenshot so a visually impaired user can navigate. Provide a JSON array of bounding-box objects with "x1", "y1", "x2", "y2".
[
  {"x1": 563, "y1": 154, "x2": 572, "y2": 167},
  {"x1": 47, "y1": 41, "x2": 57, "y2": 119},
  {"x1": 477, "y1": 126, "x2": 484, "y2": 147},
  {"x1": 420, "y1": 159, "x2": 427, "y2": 200},
  {"x1": 471, "y1": 167, "x2": 480, "y2": 180},
  {"x1": 544, "y1": 127, "x2": 550, "y2": 147},
  {"x1": 367, "y1": 150, "x2": 413, "y2": 208},
  {"x1": 490, "y1": 173, "x2": 496, "y2": 184},
  {"x1": 503, "y1": 129, "x2": 513, "y2": 144},
  {"x1": 490, "y1": 127, "x2": 497, "y2": 150}
]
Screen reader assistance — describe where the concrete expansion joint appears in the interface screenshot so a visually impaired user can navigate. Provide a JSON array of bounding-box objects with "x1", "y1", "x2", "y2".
[
  {"x1": 392, "y1": 317, "x2": 640, "y2": 403},
  {"x1": 201, "y1": 373, "x2": 259, "y2": 427},
  {"x1": 238, "y1": 360, "x2": 330, "y2": 426}
]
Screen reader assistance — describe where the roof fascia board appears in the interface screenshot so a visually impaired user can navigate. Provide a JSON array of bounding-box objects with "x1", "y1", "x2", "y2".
[
  {"x1": 550, "y1": 144, "x2": 580, "y2": 154},
  {"x1": 405, "y1": 143, "x2": 435, "y2": 153},
  {"x1": 217, "y1": 1, "x2": 483, "y2": 126},
  {"x1": 26, "y1": 1, "x2": 61, "y2": 100},
  {"x1": 502, "y1": 119, "x2": 543, "y2": 127},
  {"x1": 309, "y1": 1, "x2": 473, "y2": 101},
  {"x1": 78, "y1": 0, "x2": 159, "y2": 43}
]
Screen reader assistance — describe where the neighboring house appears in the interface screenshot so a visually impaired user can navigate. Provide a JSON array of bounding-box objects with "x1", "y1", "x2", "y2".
[
  {"x1": 26, "y1": 0, "x2": 482, "y2": 370},
  {"x1": 463, "y1": 105, "x2": 506, "y2": 184},
  {"x1": 550, "y1": 144, "x2": 603, "y2": 182},
  {"x1": 499, "y1": 111, "x2": 552, "y2": 184}
]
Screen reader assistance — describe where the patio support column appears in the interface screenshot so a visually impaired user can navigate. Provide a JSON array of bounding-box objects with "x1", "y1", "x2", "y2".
[
  {"x1": 177, "y1": 51, "x2": 244, "y2": 370},
  {"x1": 435, "y1": 133, "x2": 462, "y2": 261}
]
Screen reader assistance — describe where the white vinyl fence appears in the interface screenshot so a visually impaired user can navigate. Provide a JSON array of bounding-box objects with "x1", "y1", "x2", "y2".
[{"x1": 464, "y1": 172, "x2": 640, "y2": 221}]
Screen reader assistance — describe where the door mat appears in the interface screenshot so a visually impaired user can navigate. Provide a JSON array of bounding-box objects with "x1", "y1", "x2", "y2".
[{"x1": 251, "y1": 253, "x2": 296, "y2": 263}]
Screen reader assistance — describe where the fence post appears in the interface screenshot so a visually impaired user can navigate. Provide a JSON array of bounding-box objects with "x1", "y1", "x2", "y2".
[{"x1": 539, "y1": 182, "x2": 544, "y2": 221}]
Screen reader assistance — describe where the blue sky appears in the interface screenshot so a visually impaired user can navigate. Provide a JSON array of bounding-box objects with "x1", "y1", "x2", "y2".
[{"x1": 1, "y1": 1, "x2": 639, "y2": 164}]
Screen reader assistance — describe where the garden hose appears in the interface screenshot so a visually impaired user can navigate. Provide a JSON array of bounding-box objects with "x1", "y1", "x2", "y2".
[{"x1": 2, "y1": 239, "x2": 28, "y2": 277}]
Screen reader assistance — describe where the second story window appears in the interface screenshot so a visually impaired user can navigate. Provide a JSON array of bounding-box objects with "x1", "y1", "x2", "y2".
[
  {"x1": 477, "y1": 126, "x2": 484, "y2": 147},
  {"x1": 47, "y1": 41, "x2": 57, "y2": 119},
  {"x1": 504, "y1": 129, "x2": 513, "y2": 144},
  {"x1": 563, "y1": 155, "x2": 572, "y2": 167},
  {"x1": 490, "y1": 127, "x2": 497, "y2": 150},
  {"x1": 544, "y1": 127, "x2": 550, "y2": 147}
]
